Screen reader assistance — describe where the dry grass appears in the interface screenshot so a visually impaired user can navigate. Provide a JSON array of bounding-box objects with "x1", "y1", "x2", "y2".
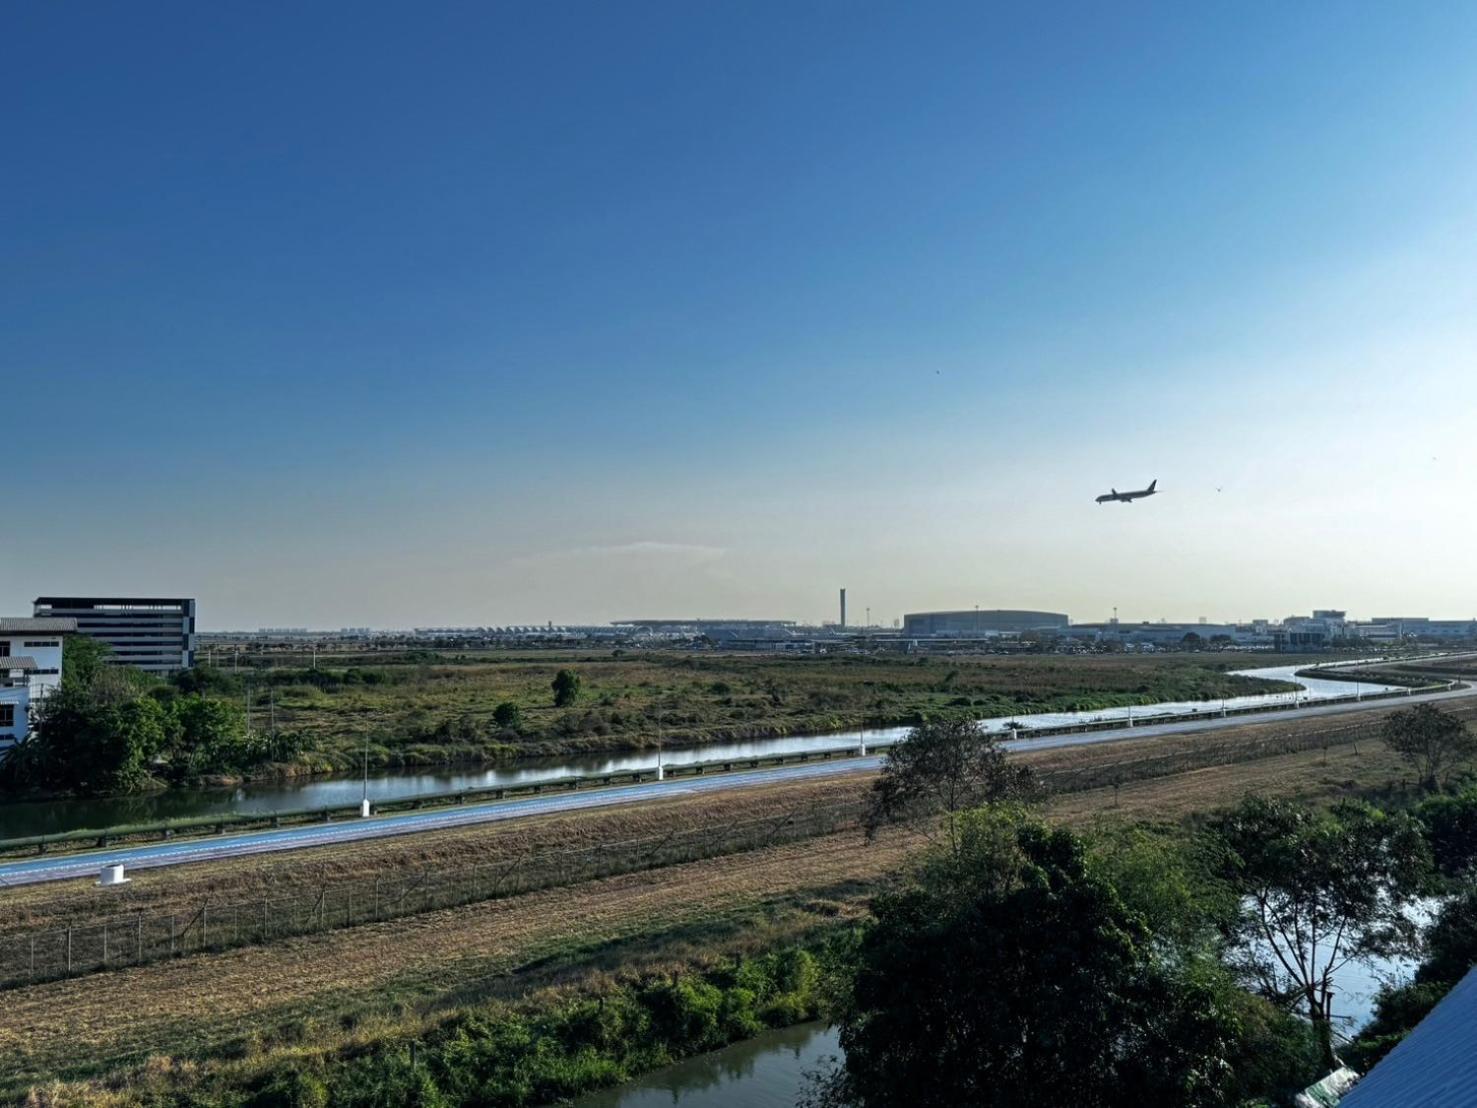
[
  {"x1": 4, "y1": 697, "x2": 1465, "y2": 1098},
  {"x1": 1, "y1": 827, "x2": 919, "y2": 1093}
]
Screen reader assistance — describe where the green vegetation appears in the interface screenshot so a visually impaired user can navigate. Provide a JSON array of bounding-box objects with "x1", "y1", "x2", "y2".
[
  {"x1": 552, "y1": 666, "x2": 582, "y2": 707},
  {"x1": 167, "y1": 648, "x2": 1302, "y2": 780},
  {"x1": 809, "y1": 809, "x2": 1325, "y2": 1108},
  {"x1": 1381, "y1": 702, "x2": 1477, "y2": 790},
  {"x1": 863, "y1": 717, "x2": 1037, "y2": 852},
  {"x1": 13, "y1": 718, "x2": 1477, "y2": 1106},
  {"x1": 233, "y1": 946, "x2": 830, "y2": 1108},
  {"x1": 0, "y1": 636, "x2": 298, "y2": 796},
  {"x1": 1207, "y1": 796, "x2": 1429, "y2": 1069}
]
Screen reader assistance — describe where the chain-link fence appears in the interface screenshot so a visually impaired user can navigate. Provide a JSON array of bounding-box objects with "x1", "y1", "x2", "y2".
[
  {"x1": 0, "y1": 710, "x2": 1398, "y2": 992},
  {"x1": 0, "y1": 799, "x2": 864, "y2": 990}
]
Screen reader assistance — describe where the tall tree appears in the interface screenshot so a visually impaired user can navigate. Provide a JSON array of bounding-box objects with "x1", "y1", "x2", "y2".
[
  {"x1": 817, "y1": 811, "x2": 1280, "y2": 1108},
  {"x1": 864, "y1": 718, "x2": 1036, "y2": 855},
  {"x1": 1382, "y1": 704, "x2": 1477, "y2": 791},
  {"x1": 552, "y1": 668, "x2": 581, "y2": 707},
  {"x1": 1206, "y1": 796, "x2": 1430, "y2": 1069}
]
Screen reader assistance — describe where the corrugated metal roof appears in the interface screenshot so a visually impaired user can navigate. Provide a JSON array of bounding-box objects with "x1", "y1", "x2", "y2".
[
  {"x1": 1339, "y1": 966, "x2": 1477, "y2": 1107},
  {"x1": 0, "y1": 617, "x2": 77, "y2": 633},
  {"x1": 0, "y1": 657, "x2": 40, "y2": 671}
]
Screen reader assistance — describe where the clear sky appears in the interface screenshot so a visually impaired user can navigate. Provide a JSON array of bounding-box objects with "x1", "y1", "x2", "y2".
[{"x1": 5, "y1": 2, "x2": 1477, "y2": 629}]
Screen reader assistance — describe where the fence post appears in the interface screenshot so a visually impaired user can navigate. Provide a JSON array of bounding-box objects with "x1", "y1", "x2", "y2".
[
  {"x1": 29, "y1": 935, "x2": 36, "y2": 981},
  {"x1": 66, "y1": 927, "x2": 72, "y2": 974},
  {"x1": 374, "y1": 877, "x2": 381, "y2": 918},
  {"x1": 170, "y1": 915, "x2": 177, "y2": 956},
  {"x1": 202, "y1": 904, "x2": 209, "y2": 950},
  {"x1": 263, "y1": 898, "x2": 270, "y2": 941},
  {"x1": 102, "y1": 923, "x2": 109, "y2": 967},
  {"x1": 137, "y1": 913, "x2": 144, "y2": 964}
]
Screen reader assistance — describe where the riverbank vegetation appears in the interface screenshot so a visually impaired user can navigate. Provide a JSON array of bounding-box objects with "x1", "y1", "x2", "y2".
[
  {"x1": 0, "y1": 645, "x2": 1307, "y2": 798},
  {"x1": 0, "y1": 638, "x2": 297, "y2": 797},
  {"x1": 8, "y1": 709, "x2": 1477, "y2": 1105},
  {"x1": 167, "y1": 648, "x2": 1303, "y2": 777}
]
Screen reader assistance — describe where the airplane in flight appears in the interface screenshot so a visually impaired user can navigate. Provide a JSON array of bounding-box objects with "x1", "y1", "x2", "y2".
[{"x1": 1096, "y1": 479, "x2": 1158, "y2": 505}]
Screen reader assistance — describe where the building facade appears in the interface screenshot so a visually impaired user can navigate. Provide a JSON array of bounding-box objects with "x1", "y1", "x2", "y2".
[
  {"x1": 33, "y1": 597, "x2": 197, "y2": 673},
  {"x1": 903, "y1": 610, "x2": 1070, "y2": 637},
  {"x1": 0, "y1": 616, "x2": 77, "y2": 749}
]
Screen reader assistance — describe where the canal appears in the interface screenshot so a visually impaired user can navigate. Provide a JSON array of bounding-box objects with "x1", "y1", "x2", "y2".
[
  {"x1": 0, "y1": 664, "x2": 1399, "y2": 839},
  {"x1": 564, "y1": 905, "x2": 1421, "y2": 1107}
]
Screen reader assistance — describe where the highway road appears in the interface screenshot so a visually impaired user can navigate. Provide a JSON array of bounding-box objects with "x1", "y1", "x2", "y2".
[{"x1": 1, "y1": 678, "x2": 1472, "y2": 888}]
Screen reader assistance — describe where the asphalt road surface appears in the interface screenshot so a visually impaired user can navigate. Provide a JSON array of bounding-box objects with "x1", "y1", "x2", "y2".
[{"x1": 1, "y1": 679, "x2": 1471, "y2": 888}]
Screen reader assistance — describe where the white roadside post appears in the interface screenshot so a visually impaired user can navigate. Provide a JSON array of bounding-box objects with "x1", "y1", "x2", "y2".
[
  {"x1": 98, "y1": 864, "x2": 129, "y2": 887},
  {"x1": 360, "y1": 733, "x2": 372, "y2": 817}
]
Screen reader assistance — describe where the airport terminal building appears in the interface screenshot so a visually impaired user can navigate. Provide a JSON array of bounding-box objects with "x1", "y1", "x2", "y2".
[{"x1": 903, "y1": 609, "x2": 1070, "y2": 637}]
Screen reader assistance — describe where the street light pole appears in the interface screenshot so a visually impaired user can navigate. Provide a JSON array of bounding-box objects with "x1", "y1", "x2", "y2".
[{"x1": 360, "y1": 734, "x2": 371, "y2": 817}]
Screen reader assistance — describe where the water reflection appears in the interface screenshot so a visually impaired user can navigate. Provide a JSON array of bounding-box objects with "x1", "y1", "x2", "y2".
[
  {"x1": 571, "y1": 1022, "x2": 838, "y2": 1108},
  {"x1": 0, "y1": 664, "x2": 1400, "y2": 839}
]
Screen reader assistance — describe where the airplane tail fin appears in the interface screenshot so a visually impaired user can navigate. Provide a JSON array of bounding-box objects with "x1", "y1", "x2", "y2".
[
  {"x1": 1111, "y1": 488, "x2": 1118, "y2": 496},
  {"x1": 1148, "y1": 479, "x2": 1157, "y2": 492}
]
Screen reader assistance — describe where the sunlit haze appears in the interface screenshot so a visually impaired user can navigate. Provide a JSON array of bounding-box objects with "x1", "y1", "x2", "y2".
[{"x1": 6, "y1": 3, "x2": 1477, "y2": 628}]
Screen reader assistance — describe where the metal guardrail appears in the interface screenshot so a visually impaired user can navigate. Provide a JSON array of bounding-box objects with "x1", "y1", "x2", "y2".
[{"x1": 0, "y1": 680, "x2": 1457, "y2": 859}]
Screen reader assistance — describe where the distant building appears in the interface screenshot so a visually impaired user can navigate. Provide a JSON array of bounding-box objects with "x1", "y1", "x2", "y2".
[
  {"x1": 903, "y1": 610, "x2": 1070, "y2": 637},
  {"x1": 0, "y1": 616, "x2": 77, "y2": 749},
  {"x1": 1369, "y1": 617, "x2": 1477, "y2": 643},
  {"x1": 1064, "y1": 620, "x2": 1244, "y2": 647},
  {"x1": 34, "y1": 597, "x2": 197, "y2": 674}
]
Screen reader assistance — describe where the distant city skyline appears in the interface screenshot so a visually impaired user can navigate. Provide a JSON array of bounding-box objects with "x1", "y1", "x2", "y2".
[{"x1": 7, "y1": 3, "x2": 1477, "y2": 628}]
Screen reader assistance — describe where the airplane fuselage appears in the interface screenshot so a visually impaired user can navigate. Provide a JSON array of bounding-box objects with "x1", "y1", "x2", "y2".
[{"x1": 1096, "y1": 480, "x2": 1158, "y2": 504}]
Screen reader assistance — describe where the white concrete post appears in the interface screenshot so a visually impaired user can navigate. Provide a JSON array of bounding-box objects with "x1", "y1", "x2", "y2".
[
  {"x1": 360, "y1": 798, "x2": 372, "y2": 818},
  {"x1": 98, "y1": 864, "x2": 129, "y2": 887}
]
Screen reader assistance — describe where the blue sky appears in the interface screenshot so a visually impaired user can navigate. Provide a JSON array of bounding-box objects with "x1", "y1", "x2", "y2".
[{"x1": 5, "y1": 2, "x2": 1477, "y2": 627}]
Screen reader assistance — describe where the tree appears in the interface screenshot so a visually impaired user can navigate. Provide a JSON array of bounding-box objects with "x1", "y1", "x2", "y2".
[
  {"x1": 1206, "y1": 796, "x2": 1430, "y2": 1069},
  {"x1": 552, "y1": 669, "x2": 581, "y2": 708},
  {"x1": 1382, "y1": 704, "x2": 1477, "y2": 791},
  {"x1": 2, "y1": 686, "x2": 168, "y2": 794},
  {"x1": 492, "y1": 701, "x2": 522, "y2": 731},
  {"x1": 864, "y1": 718, "x2": 1036, "y2": 855},
  {"x1": 166, "y1": 694, "x2": 254, "y2": 777},
  {"x1": 60, "y1": 633, "x2": 113, "y2": 692},
  {"x1": 818, "y1": 811, "x2": 1271, "y2": 1108},
  {"x1": 1414, "y1": 786, "x2": 1477, "y2": 879},
  {"x1": 1351, "y1": 883, "x2": 1477, "y2": 1070}
]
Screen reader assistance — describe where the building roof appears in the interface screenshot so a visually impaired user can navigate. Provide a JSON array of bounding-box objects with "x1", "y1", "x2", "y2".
[
  {"x1": 1339, "y1": 966, "x2": 1477, "y2": 1107},
  {"x1": 0, "y1": 617, "x2": 77, "y2": 634},
  {"x1": 35, "y1": 597, "x2": 192, "y2": 609},
  {"x1": 0, "y1": 657, "x2": 40, "y2": 672}
]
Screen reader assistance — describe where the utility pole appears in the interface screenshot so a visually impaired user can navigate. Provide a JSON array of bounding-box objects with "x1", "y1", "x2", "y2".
[
  {"x1": 361, "y1": 733, "x2": 371, "y2": 817},
  {"x1": 243, "y1": 685, "x2": 251, "y2": 737},
  {"x1": 656, "y1": 705, "x2": 665, "y2": 782}
]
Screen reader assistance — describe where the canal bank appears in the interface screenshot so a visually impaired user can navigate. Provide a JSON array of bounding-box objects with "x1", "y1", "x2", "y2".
[{"x1": 0, "y1": 664, "x2": 1417, "y2": 841}]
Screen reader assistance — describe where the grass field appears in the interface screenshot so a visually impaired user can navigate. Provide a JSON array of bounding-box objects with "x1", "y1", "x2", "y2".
[
  {"x1": 3, "y1": 727, "x2": 1432, "y2": 1103},
  {"x1": 8, "y1": 684, "x2": 1465, "y2": 1101},
  {"x1": 214, "y1": 648, "x2": 1303, "y2": 774}
]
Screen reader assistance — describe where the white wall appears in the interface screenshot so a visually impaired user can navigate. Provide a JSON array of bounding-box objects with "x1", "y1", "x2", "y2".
[
  {"x1": 0, "y1": 685, "x2": 29, "y2": 750},
  {"x1": 0, "y1": 634, "x2": 64, "y2": 695}
]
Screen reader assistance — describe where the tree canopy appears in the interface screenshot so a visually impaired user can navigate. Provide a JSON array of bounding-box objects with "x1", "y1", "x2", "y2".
[
  {"x1": 1205, "y1": 795, "x2": 1430, "y2": 1068},
  {"x1": 552, "y1": 669, "x2": 581, "y2": 708},
  {"x1": 817, "y1": 810, "x2": 1318, "y2": 1108},
  {"x1": 864, "y1": 718, "x2": 1036, "y2": 854},
  {"x1": 1382, "y1": 703, "x2": 1477, "y2": 791}
]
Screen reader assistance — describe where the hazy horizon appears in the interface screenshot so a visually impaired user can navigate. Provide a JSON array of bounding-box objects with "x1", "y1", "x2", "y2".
[{"x1": 7, "y1": 3, "x2": 1477, "y2": 629}]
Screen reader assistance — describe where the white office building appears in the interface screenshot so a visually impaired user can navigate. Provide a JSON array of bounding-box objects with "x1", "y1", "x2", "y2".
[
  {"x1": 0, "y1": 616, "x2": 76, "y2": 750},
  {"x1": 33, "y1": 597, "x2": 196, "y2": 673}
]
